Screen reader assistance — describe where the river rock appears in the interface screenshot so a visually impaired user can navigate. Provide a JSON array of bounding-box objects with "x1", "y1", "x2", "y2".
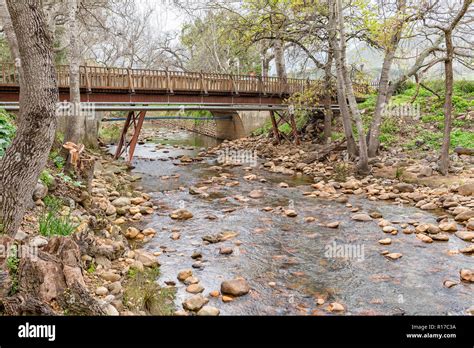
[
  {"x1": 284, "y1": 210, "x2": 298, "y2": 217},
  {"x1": 459, "y1": 244, "x2": 474, "y2": 254},
  {"x1": 197, "y1": 305, "x2": 220, "y2": 316},
  {"x1": 177, "y1": 269, "x2": 193, "y2": 282},
  {"x1": 134, "y1": 249, "x2": 159, "y2": 267},
  {"x1": 107, "y1": 281, "x2": 123, "y2": 295},
  {"x1": 101, "y1": 271, "x2": 121, "y2": 282},
  {"x1": 455, "y1": 210, "x2": 474, "y2": 222},
  {"x1": 439, "y1": 221, "x2": 458, "y2": 232},
  {"x1": 394, "y1": 183, "x2": 414, "y2": 193},
  {"x1": 326, "y1": 221, "x2": 340, "y2": 228},
  {"x1": 460, "y1": 269, "x2": 473, "y2": 282},
  {"x1": 112, "y1": 197, "x2": 131, "y2": 208},
  {"x1": 382, "y1": 226, "x2": 397, "y2": 233},
  {"x1": 443, "y1": 280, "x2": 458, "y2": 288},
  {"x1": 328, "y1": 302, "x2": 345, "y2": 312},
  {"x1": 186, "y1": 283, "x2": 204, "y2": 294},
  {"x1": 351, "y1": 213, "x2": 372, "y2": 221},
  {"x1": 182, "y1": 294, "x2": 209, "y2": 311},
  {"x1": 249, "y1": 190, "x2": 264, "y2": 198},
  {"x1": 385, "y1": 253, "x2": 403, "y2": 260},
  {"x1": 221, "y1": 278, "x2": 250, "y2": 296},
  {"x1": 431, "y1": 233, "x2": 450, "y2": 241},
  {"x1": 458, "y1": 183, "x2": 474, "y2": 196},
  {"x1": 416, "y1": 234, "x2": 433, "y2": 243},
  {"x1": 33, "y1": 182, "x2": 48, "y2": 201},
  {"x1": 184, "y1": 276, "x2": 200, "y2": 285},
  {"x1": 142, "y1": 228, "x2": 156, "y2": 236},
  {"x1": 378, "y1": 238, "x2": 391, "y2": 245},
  {"x1": 455, "y1": 231, "x2": 474, "y2": 241},
  {"x1": 420, "y1": 202, "x2": 437, "y2": 210},
  {"x1": 219, "y1": 247, "x2": 233, "y2": 255},
  {"x1": 125, "y1": 227, "x2": 140, "y2": 239},
  {"x1": 95, "y1": 286, "x2": 109, "y2": 296},
  {"x1": 170, "y1": 209, "x2": 193, "y2": 220}
]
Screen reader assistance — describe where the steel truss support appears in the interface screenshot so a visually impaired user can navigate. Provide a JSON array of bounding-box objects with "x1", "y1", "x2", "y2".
[
  {"x1": 114, "y1": 110, "x2": 147, "y2": 162},
  {"x1": 269, "y1": 109, "x2": 300, "y2": 145}
]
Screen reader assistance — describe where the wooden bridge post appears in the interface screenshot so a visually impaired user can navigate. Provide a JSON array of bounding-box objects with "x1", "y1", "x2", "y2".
[
  {"x1": 84, "y1": 63, "x2": 92, "y2": 93},
  {"x1": 200, "y1": 70, "x2": 208, "y2": 95},
  {"x1": 127, "y1": 68, "x2": 135, "y2": 94},
  {"x1": 229, "y1": 74, "x2": 239, "y2": 95},
  {"x1": 270, "y1": 110, "x2": 281, "y2": 145},
  {"x1": 288, "y1": 105, "x2": 300, "y2": 145},
  {"x1": 114, "y1": 111, "x2": 134, "y2": 160},
  {"x1": 127, "y1": 110, "x2": 146, "y2": 162},
  {"x1": 165, "y1": 68, "x2": 174, "y2": 94}
]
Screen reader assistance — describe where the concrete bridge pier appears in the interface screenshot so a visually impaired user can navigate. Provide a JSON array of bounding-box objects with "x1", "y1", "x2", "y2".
[{"x1": 212, "y1": 110, "x2": 271, "y2": 140}]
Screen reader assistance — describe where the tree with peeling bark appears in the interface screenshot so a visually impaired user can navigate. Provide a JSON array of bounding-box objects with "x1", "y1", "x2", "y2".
[
  {"x1": 426, "y1": 0, "x2": 473, "y2": 175},
  {"x1": 0, "y1": 0, "x2": 58, "y2": 236},
  {"x1": 330, "y1": 0, "x2": 370, "y2": 174},
  {"x1": 63, "y1": 0, "x2": 84, "y2": 148}
]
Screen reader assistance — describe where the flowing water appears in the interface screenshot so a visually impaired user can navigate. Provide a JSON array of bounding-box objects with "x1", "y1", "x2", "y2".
[{"x1": 110, "y1": 126, "x2": 473, "y2": 316}]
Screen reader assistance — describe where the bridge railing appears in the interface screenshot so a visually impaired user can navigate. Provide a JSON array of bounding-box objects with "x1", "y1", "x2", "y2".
[{"x1": 0, "y1": 63, "x2": 369, "y2": 97}]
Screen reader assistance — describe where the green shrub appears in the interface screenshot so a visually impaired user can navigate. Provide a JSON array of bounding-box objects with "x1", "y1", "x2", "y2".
[
  {"x1": 39, "y1": 211, "x2": 76, "y2": 237},
  {"x1": 40, "y1": 170, "x2": 55, "y2": 188},
  {"x1": 43, "y1": 195, "x2": 63, "y2": 212},
  {"x1": 49, "y1": 149, "x2": 65, "y2": 169},
  {"x1": 6, "y1": 245, "x2": 20, "y2": 295},
  {"x1": 0, "y1": 109, "x2": 15, "y2": 158}
]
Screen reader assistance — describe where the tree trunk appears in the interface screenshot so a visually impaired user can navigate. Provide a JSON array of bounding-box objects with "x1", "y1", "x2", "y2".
[
  {"x1": 323, "y1": 49, "x2": 334, "y2": 143},
  {"x1": 367, "y1": 48, "x2": 397, "y2": 157},
  {"x1": 273, "y1": 37, "x2": 287, "y2": 80},
  {"x1": 0, "y1": 0, "x2": 58, "y2": 236},
  {"x1": 63, "y1": 0, "x2": 84, "y2": 146},
  {"x1": 439, "y1": 30, "x2": 454, "y2": 176},
  {"x1": 336, "y1": 0, "x2": 370, "y2": 175},
  {"x1": 367, "y1": 0, "x2": 406, "y2": 157},
  {"x1": 0, "y1": 0, "x2": 21, "y2": 80},
  {"x1": 328, "y1": 0, "x2": 357, "y2": 156}
]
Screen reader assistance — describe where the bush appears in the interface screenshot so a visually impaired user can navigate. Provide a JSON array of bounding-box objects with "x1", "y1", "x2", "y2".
[
  {"x1": 6, "y1": 245, "x2": 20, "y2": 295},
  {"x1": 40, "y1": 170, "x2": 55, "y2": 188},
  {"x1": 0, "y1": 109, "x2": 15, "y2": 158},
  {"x1": 39, "y1": 211, "x2": 77, "y2": 237}
]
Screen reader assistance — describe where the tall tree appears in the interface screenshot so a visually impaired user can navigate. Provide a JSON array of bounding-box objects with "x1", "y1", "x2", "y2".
[
  {"x1": 328, "y1": 0, "x2": 358, "y2": 158},
  {"x1": 63, "y1": 0, "x2": 84, "y2": 147},
  {"x1": 0, "y1": 0, "x2": 21, "y2": 76},
  {"x1": 437, "y1": 0, "x2": 472, "y2": 175},
  {"x1": 0, "y1": 0, "x2": 58, "y2": 236},
  {"x1": 336, "y1": 0, "x2": 370, "y2": 174}
]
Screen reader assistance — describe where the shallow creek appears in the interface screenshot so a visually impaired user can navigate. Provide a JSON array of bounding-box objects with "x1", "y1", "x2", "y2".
[{"x1": 110, "y1": 127, "x2": 473, "y2": 315}]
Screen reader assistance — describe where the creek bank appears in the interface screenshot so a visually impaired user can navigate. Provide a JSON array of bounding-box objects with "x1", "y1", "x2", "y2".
[{"x1": 0, "y1": 148, "x2": 173, "y2": 316}]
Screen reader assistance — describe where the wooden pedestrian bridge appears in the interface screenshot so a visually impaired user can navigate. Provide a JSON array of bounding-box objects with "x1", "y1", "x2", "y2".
[
  {"x1": 0, "y1": 63, "x2": 370, "y2": 161},
  {"x1": 0, "y1": 62, "x2": 369, "y2": 104}
]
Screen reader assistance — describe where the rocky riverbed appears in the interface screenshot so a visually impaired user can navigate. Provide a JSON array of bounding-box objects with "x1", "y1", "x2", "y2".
[
  {"x1": 107, "y1": 126, "x2": 474, "y2": 316},
  {"x1": 2, "y1": 124, "x2": 472, "y2": 316}
]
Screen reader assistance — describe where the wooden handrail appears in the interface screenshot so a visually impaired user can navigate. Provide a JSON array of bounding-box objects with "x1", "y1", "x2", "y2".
[{"x1": 0, "y1": 62, "x2": 369, "y2": 97}]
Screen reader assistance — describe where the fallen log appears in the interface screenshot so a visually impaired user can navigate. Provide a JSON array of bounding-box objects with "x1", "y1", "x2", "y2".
[{"x1": 302, "y1": 139, "x2": 347, "y2": 164}]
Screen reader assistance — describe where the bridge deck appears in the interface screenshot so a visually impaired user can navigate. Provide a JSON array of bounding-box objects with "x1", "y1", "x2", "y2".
[{"x1": 0, "y1": 63, "x2": 369, "y2": 104}]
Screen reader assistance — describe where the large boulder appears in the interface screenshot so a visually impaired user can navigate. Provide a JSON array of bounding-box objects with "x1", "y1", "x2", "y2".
[
  {"x1": 458, "y1": 183, "x2": 474, "y2": 196},
  {"x1": 32, "y1": 182, "x2": 48, "y2": 201},
  {"x1": 221, "y1": 278, "x2": 250, "y2": 296}
]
